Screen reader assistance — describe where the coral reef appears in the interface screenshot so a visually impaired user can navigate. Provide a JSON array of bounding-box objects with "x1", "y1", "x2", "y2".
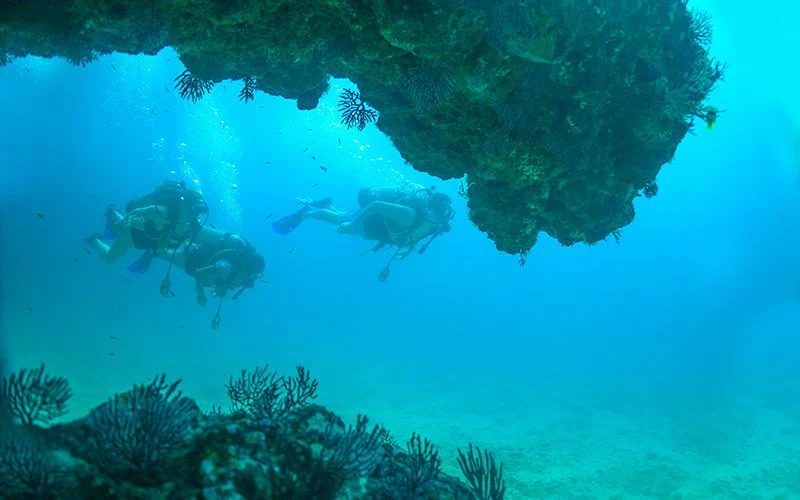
[
  {"x1": 0, "y1": 364, "x2": 507, "y2": 499},
  {"x1": 0, "y1": 0, "x2": 724, "y2": 254}
]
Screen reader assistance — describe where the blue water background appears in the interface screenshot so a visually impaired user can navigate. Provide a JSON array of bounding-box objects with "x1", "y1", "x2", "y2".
[{"x1": 1, "y1": 0, "x2": 799, "y2": 495}]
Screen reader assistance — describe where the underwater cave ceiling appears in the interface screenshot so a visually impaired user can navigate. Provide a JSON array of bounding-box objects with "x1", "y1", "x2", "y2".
[{"x1": 0, "y1": 0, "x2": 724, "y2": 255}]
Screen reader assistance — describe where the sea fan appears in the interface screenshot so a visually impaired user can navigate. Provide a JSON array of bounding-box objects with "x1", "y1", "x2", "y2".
[
  {"x1": 66, "y1": 51, "x2": 98, "y2": 68},
  {"x1": 239, "y1": 76, "x2": 257, "y2": 103},
  {"x1": 174, "y1": 69, "x2": 214, "y2": 103},
  {"x1": 457, "y1": 443, "x2": 506, "y2": 500},
  {"x1": 338, "y1": 89, "x2": 378, "y2": 131},
  {"x1": 403, "y1": 63, "x2": 454, "y2": 111},
  {"x1": 1, "y1": 364, "x2": 71, "y2": 427},
  {"x1": 84, "y1": 374, "x2": 197, "y2": 484}
]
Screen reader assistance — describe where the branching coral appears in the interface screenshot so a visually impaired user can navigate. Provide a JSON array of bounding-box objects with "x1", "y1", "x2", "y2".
[
  {"x1": 239, "y1": 76, "x2": 257, "y2": 103},
  {"x1": 84, "y1": 374, "x2": 198, "y2": 484},
  {"x1": 1, "y1": 363, "x2": 71, "y2": 426},
  {"x1": 174, "y1": 69, "x2": 215, "y2": 103},
  {"x1": 66, "y1": 51, "x2": 98, "y2": 68},
  {"x1": 457, "y1": 443, "x2": 506, "y2": 500},
  {"x1": 0, "y1": 437, "x2": 66, "y2": 498},
  {"x1": 690, "y1": 9, "x2": 714, "y2": 46},
  {"x1": 225, "y1": 365, "x2": 319, "y2": 425},
  {"x1": 338, "y1": 88, "x2": 378, "y2": 131},
  {"x1": 400, "y1": 433, "x2": 442, "y2": 496},
  {"x1": 319, "y1": 414, "x2": 383, "y2": 479}
]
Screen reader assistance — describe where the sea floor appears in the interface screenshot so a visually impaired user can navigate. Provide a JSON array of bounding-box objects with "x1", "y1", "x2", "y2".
[{"x1": 6, "y1": 328, "x2": 800, "y2": 500}]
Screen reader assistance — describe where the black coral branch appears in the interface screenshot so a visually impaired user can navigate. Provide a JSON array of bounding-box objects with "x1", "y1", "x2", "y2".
[
  {"x1": 239, "y1": 76, "x2": 257, "y2": 103},
  {"x1": 174, "y1": 69, "x2": 215, "y2": 103},
  {"x1": 338, "y1": 88, "x2": 378, "y2": 131}
]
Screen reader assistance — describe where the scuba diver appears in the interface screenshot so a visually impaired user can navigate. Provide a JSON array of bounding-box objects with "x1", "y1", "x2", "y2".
[
  {"x1": 84, "y1": 180, "x2": 209, "y2": 294},
  {"x1": 155, "y1": 226, "x2": 266, "y2": 330},
  {"x1": 271, "y1": 184, "x2": 455, "y2": 281}
]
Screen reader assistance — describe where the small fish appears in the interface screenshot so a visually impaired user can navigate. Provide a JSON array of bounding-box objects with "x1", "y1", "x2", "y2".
[
  {"x1": 307, "y1": 128, "x2": 312, "y2": 131},
  {"x1": 209, "y1": 223, "x2": 217, "y2": 229},
  {"x1": 338, "y1": 138, "x2": 341, "y2": 145},
  {"x1": 150, "y1": 109, "x2": 158, "y2": 116},
  {"x1": 169, "y1": 291, "x2": 176, "y2": 298},
  {"x1": 121, "y1": 277, "x2": 130, "y2": 283},
  {"x1": 109, "y1": 335, "x2": 117, "y2": 339},
  {"x1": 84, "y1": 248, "x2": 91, "y2": 255},
  {"x1": 165, "y1": 85, "x2": 169, "y2": 93},
  {"x1": 311, "y1": 156, "x2": 316, "y2": 160},
  {"x1": 265, "y1": 213, "x2": 274, "y2": 219},
  {"x1": 111, "y1": 63, "x2": 116, "y2": 70},
  {"x1": 277, "y1": 131, "x2": 283, "y2": 135},
  {"x1": 231, "y1": 183, "x2": 238, "y2": 190},
  {"x1": 73, "y1": 257, "x2": 79, "y2": 263},
  {"x1": 320, "y1": 166, "x2": 328, "y2": 171},
  {"x1": 303, "y1": 148, "x2": 309, "y2": 153},
  {"x1": 264, "y1": 161, "x2": 272, "y2": 165},
  {"x1": 310, "y1": 183, "x2": 319, "y2": 188},
  {"x1": 178, "y1": 324, "x2": 185, "y2": 329},
  {"x1": 36, "y1": 212, "x2": 45, "y2": 220},
  {"x1": 108, "y1": 352, "x2": 116, "y2": 356},
  {"x1": 27, "y1": 306, "x2": 32, "y2": 313},
  {"x1": 24, "y1": 67, "x2": 30, "y2": 73},
  {"x1": 260, "y1": 278, "x2": 268, "y2": 284},
  {"x1": 164, "y1": 109, "x2": 170, "y2": 113},
  {"x1": 288, "y1": 248, "x2": 295, "y2": 254},
  {"x1": 79, "y1": 301, "x2": 85, "y2": 306},
  {"x1": 116, "y1": 308, "x2": 121, "y2": 313},
  {"x1": 258, "y1": 106, "x2": 265, "y2": 109}
]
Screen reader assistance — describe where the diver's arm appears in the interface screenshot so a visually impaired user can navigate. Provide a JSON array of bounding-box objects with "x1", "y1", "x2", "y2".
[
  {"x1": 125, "y1": 205, "x2": 169, "y2": 225},
  {"x1": 351, "y1": 201, "x2": 417, "y2": 227}
]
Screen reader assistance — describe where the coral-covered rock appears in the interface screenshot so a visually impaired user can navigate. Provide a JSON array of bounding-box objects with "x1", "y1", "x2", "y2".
[
  {"x1": 1, "y1": 364, "x2": 503, "y2": 498},
  {"x1": 0, "y1": 0, "x2": 724, "y2": 253}
]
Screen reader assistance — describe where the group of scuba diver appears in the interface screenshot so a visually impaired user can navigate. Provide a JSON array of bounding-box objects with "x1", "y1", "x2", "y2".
[{"x1": 84, "y1": 180, "x2": 455, "y2": 329}]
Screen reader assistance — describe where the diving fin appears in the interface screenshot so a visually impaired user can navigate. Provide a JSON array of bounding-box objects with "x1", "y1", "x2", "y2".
[
  {"x1": 271, "y1": 206, "x2": 311, "y2": 236},
  {"x1": 271, "y1": 198, "x2": 335, "y2": 236},
  {"x1": 127, "y1": 249, "x2": 155, "y2": 274}
]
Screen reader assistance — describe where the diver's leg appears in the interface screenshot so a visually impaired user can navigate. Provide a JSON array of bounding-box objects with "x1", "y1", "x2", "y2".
[
  {"x1": 303, "y1": 208, "x2": 348, "y2": 225},
  {"x1": 88, "y1": 230, "x2": 135, "y2": 264}
]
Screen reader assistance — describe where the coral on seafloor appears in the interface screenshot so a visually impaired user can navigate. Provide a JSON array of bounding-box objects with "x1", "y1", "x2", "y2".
[{"x1": 0, "y1": 364, "x2": 507, "y2": 500}]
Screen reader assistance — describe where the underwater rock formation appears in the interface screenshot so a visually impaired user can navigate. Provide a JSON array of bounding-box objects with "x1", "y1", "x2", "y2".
[
  {"x1": 0, "y1": 0, "x2": 724, "y2": 254},
  {"x1": 0, "y1": 364, "x2": 506, "y2": 499}
]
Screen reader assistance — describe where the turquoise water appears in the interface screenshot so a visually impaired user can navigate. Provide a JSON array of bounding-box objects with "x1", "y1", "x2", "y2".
[{"x1": 2, "y1": 1, "x2": 800, "y2": 497}]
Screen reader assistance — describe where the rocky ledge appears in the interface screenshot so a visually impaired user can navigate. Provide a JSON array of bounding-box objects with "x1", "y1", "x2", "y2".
[{"x1": 0, "y1": 0, "x2": 724, "y2": 255}]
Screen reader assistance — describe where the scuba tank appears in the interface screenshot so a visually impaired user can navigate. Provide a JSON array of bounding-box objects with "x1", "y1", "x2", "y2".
[{"x1": 357, "y1": 185, "x2": 426, "y2": 208}]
